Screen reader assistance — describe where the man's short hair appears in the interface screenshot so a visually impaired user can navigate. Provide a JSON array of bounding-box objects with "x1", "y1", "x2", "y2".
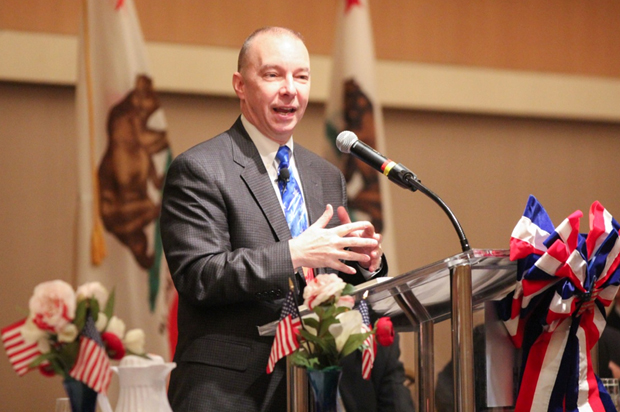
[{"x1": 237, "y1": 27, "x2": 305, "y2": 72}]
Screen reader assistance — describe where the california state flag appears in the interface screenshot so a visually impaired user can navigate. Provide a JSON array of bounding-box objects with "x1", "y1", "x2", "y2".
[
  {"x1": 75, "y1": 0, "x2": 174, "y2": 360},
  {"x1": 324, "y1": 0, "x2": 397, "y2": 266}
]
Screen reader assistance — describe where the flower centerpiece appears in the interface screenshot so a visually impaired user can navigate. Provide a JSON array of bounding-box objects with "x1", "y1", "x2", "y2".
[
  {"x1": 291, "y1": 274, "x2": 394, "y2": 372},
  {"x1": 267, "y1": 274, "x2": 394, "y2": 411},
  {"x1": 1, "y1": 280, "x2": 147, "y2": 412}
]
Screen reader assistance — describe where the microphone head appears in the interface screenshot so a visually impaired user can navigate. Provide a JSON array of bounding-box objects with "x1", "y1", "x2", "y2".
[
  {"x1": 278, "y1": 167, "x2": 290, "y2": 183},
  {"x1": 335, "y1": 131, "x2": 358, "y2": 154}
]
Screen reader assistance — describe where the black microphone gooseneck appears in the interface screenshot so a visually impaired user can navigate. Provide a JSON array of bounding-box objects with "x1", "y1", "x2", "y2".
[{"x1": 336, "y1": 131, "x2": 470, "y2": 253}]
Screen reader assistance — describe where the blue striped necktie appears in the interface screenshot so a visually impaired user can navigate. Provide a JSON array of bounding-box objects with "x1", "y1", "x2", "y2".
[{"x1": 276, "y1": 146, "x2": 308, "y2": 238}]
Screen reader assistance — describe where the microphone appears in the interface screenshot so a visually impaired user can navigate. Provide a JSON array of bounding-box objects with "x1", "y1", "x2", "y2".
[
  {"x1": 278, "y1": 167, "x2": 290, "y2": 186},
  {"x1": 337, "y1": 130, "x2": 470, "y2": 252},
  {"x1": 336, "y1": 131, "x2": 418, "y2": 190}
]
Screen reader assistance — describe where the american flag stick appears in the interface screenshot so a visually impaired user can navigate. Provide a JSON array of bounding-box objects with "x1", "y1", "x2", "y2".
[{"x1": 288, "y1": 278, "x2": 312, "y2": 352}]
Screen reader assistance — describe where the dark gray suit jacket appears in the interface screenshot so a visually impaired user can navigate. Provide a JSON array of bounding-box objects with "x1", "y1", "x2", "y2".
[{"x1": 161, "y1": 118, "x2": 403, "y2": 412}]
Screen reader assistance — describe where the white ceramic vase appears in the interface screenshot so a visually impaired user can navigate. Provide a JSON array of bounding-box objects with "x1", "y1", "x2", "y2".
[{"x1": 112, "y1": 354, "x2": 176, "y2": 412}]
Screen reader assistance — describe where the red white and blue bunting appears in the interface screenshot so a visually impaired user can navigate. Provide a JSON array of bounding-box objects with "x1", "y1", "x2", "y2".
[{"x1": 498, "y1": 195, "x2": 620, "y2": 411}]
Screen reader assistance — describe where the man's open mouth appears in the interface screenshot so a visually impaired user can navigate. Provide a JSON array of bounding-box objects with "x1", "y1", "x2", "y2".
[{"x1": 273, "y1": 107, "x2": 296, "y2": 114}]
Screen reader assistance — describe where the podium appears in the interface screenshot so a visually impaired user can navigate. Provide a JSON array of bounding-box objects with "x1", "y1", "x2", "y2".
[
  {"x1": 267, "y1": 248, "x2": 518, "y2": 412},
  {"x1": 352, "y1": 248, "x2": 517, "y2": 412}
]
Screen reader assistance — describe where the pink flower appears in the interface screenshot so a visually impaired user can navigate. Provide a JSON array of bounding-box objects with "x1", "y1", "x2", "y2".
[
  {"x1": 28, "y1": 280, "x2": 76, "y2": 334},
  {"x1": 102, "y1": 331, "x2": 126, "y2": 360},
  {"x1": 336, "y1": 295, "x2": 355, "y2": 310},
  {"x1": 303, "y1": 274, "x2": 346, "y2": 310},
  {"x1": 375, "y1": 317, "x2": 394, "y2": 347}
]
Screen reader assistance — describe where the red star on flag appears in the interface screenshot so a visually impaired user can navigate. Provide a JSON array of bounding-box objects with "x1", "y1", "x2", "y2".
[{"x1": 345, "y1": 0, "x2": 362, "y2": 13}]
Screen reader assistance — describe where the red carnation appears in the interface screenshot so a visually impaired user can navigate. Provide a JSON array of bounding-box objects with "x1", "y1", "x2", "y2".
[
  {"x1": 375, "y1": 317, "x2": 394, "y2": 347},
  {"x1": 101, "y1": 331, "x2": 126, "y2": 360},
  {"x1": 38, "y1": 362, "x2": 56, "y2": 377}
]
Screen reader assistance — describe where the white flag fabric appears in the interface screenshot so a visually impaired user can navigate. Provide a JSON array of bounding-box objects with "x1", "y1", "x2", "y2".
[
  {"x1": 76, "y1": 0, "x2": 173, "y2": 360},
  {"x1": 324, "y1": 0, "x2": 397, "y2": 269}
]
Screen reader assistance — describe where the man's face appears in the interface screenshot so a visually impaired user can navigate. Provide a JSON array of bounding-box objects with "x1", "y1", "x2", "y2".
[{"x1": 233, "y1": 32, "x2": 311, "y2": 144}]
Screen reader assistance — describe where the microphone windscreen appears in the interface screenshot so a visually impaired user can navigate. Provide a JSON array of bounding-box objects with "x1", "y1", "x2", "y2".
[
  {"x1": 335, "y1": 131, "x2": 358, "y2": 154},
  {"x1": 279, "y1": 167, "x2": 290, "y2": 182}
]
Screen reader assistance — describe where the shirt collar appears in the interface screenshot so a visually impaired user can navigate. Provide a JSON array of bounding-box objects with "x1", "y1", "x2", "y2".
[{"x1": 241, "y1": 115, "x2": 294, "y2": 170}]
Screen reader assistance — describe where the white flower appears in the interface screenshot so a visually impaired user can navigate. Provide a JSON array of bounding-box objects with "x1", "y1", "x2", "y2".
[
  {"x1": 76, "y1": 282, "x2": 109, "y2": 308},
  {"x1": 95, "y1": 312, "x2": 108, "y2": 332},
  {"x1": 303, "y1": 274, "x2": 347, "y2": 309},
  {"x1": 37, "y1": 338, "x2": 51, "y2": 354},
  {"x1": 28, "y1": 280, "x2": 76, "y2": 333},
  {"x1": 328, "y1": 310, "x2": 363, "y2": 352},
  {"x1": 57, "y1": 323, "x2": 79, "y2": 343},
  {"x1": 123, "y1": 329, "x2": 146, "y2": 354},
  {"x1": 105, "y1": 316, "x2": 126, "y2": 339},
  {"x1": 20, "y1": 317, "x2": 47, "y2": 345}
]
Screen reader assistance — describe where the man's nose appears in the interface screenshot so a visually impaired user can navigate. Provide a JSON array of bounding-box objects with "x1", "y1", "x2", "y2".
[{"x1": 281, "y1": 75, "x2": 296, "y2": 95}]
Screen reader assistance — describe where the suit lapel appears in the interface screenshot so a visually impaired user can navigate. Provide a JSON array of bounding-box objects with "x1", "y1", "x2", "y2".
[{"x1": 229, "y1": 119, "x2": 292, "y2": 242}]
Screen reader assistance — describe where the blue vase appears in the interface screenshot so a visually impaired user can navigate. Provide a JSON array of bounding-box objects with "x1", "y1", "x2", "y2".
[
  {"x1": 62, "y1": 377, "x2": 97, "y2": 412},
  {"x1": 306, "y1": 367, "x2": 343, "y2": 412}
]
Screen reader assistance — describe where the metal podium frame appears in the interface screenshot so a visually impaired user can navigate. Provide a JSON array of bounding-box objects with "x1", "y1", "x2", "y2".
[{"x1": 261, "y1": 248, "x2": 517, "y2": 412}]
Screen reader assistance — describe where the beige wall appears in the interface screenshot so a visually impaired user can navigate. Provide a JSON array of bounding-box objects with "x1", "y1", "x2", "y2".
[
  {"x1": 2, "y1": 1, "x2": 620, "y2": 411},
  {"x1": 3, "y1": 81, "x2": 620, "y2": 410},
  {"x1": 2, "y1": 0, "x2": 620, "y2": 77}
]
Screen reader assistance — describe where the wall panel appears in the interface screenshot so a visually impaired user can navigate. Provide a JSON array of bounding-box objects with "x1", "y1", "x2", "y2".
[{"x1": 2, "y1": 0, "x2": 620, "y2": 77}]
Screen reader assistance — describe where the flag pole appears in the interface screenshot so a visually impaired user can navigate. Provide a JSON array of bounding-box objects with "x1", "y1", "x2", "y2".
[
  {"x1": 287, "y1": 277, "x2": 309, "y2": 411},
  {"x1": 81, "y1": 0, "x2": 107, "y2": 266}
]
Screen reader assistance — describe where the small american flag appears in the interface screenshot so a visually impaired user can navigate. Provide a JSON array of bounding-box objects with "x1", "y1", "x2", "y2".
[
  {"x1": 357, "y1": 300, "x2": 376, "y2": 380},
  {"x1": 1, "y1": 319, "x2": 41, "y2": 376},
  {"x1": 69, "y1": 315, "x2": 112, "y2": 394},
  {"x1": 266, "y1": 291, "x2": 301, "y2": 373}
]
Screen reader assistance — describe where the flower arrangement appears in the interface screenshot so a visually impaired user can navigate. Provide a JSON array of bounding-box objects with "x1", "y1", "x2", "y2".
[
  {"x1": 289, "y1": 274, "x2": 394, "y2": 374},
  {"x1": 2, "y1": 280, "x2": 146, "y2": 382}
]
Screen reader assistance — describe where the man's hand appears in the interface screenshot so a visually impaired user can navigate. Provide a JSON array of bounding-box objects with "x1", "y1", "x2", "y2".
[
  {"x1": 289, "y1": 205, "x2": 378, "y2": 274},
  {"x1": 336, "y1": 206, "x2": 383, "y2": 272}
]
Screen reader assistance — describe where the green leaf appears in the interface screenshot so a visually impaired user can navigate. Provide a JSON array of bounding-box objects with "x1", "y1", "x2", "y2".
[
  {"x1": 313, "y1": 305, "x2": 325, "y2": 318},
  {"x1": 342, "y1": 284, "x2": 356, "y2": 296},
  {"x1": 57, "y1": 340, "x2": 81, "y2": 370},
  {"x1": 290, "y1": 351, "x2": 320, "y2": 369},
  {"x1": 104, "y1": 288, "x2": 116, "y2": 320},
  {"x1": 323, "y1": 304, "x2": 336, "y2": 318},
  {"x1": 340, "y1": 332, "x2": 371, "y2": 358},
  {"x1": 303, "y1": 317, "x2": 319, "y2": 330},
  {"x1": 29, "y1": 352, "x2": 56, "y2": 367},
  {"x1": 317, "y1": 316, "x2": 339, "y2": 337},
  {"x1": 332, "y1": 306, "x2": 349, "y2": 317},
  {"x1": 89, "y1": 298, "x2": 100, "y2": 322},
  {"x1": 74, "y1": 299, "x2": 88, "y2": 331},
  {"x1": 299, "y1": 329, "x2": 322, "y2": 346},
  {"x1": 48, "y1": 357, "x2": 68, "y2": 378}
]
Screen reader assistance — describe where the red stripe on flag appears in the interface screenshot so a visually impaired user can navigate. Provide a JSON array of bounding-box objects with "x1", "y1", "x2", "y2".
[
  {"x1": 266, "y1": 315, "x2": 300, "y2": 374},
  {"x1": 361, "y1": 325, "x2": 375, "y2": 380},
  {"x1": 1, "y1": 319, "x2": 41, "y2": 377},
  {"x1": 69, "y1": 336, "x2": 112, "y2": 394}
]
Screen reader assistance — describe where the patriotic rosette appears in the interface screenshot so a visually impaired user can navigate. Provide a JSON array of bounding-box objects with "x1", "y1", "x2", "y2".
[{"x1": 499, "y1": 195, "x2": 620, "y2": 412}]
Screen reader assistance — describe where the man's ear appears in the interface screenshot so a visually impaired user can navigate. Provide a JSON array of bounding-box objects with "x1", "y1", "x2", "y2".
[{"x1": 232, "y1": 72, "x2": 245, "y2": 100}]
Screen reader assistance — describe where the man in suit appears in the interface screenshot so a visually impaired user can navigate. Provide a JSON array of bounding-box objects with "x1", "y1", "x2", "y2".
[{"x1": 161, "y1": 27, "x2": 413, "y2": 411}]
